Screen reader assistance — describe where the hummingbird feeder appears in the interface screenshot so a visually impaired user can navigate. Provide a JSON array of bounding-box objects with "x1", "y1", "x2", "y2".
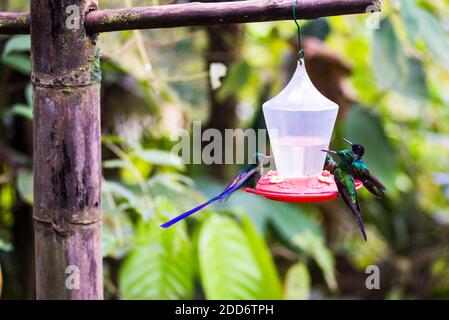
[{"x1": 243, "y1": 1, "x2": 362, "y2": 202}]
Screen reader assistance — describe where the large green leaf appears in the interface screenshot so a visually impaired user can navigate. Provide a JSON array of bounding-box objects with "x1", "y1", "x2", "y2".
[
  {"x1": 343, "y1": 107, "x2": 399, "y2": 190},
  {"x1": 269, "y1": 209, "x2": 337, "y2": 291},
  {"x1": 373, "y1": 19, "x2": 407, "y2": 91},
  {"x1": 284, "y1": 262, "x2": 311, "y2": 300},
  {"x1": 198, "y1": 215, "x2": 276, "y2": 299},
  {"x1": 240, "y1": 215, "x2": 282, "y2": 299},
  {"x1": 400, "y1": 0, "x2": 420, "y2": 43},
  {"x1": 401, "y1": 0, "x2": 449, "y2": 71},
  {"x1": 119, "y1": 218, "x2": 194, "y2": 300},
  {"x1": 372, "y1": 18, "x2": 428, "y2": 100}
]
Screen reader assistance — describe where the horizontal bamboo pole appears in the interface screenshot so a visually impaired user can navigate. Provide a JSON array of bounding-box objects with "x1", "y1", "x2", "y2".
[
  {"x1": 85, "y1": 0, "x2": 378, "y2": 32},
  {"x1": 0, "y1": 12, "x2": 29, "y2": 34},
  {"x1": 0, "y1": 0, "x2": 379, "y2": 35}
]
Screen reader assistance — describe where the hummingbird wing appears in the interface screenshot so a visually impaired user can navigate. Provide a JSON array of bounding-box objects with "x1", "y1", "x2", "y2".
[
  {"x1": 218, "y1": 165, "x2": 259, "y2": 203},
  {"x1": 160, "y1": 166, "x2": 258, "y2": 228},
  {"x1": 218, "y1": 166, "x2": 253, "y2": 203},
  {"x1": 352, "y1": 160, "x2": 386, "y2": 199},
  {"x1": 335, "y1": 173, "x2": 367, "y2": 241}
]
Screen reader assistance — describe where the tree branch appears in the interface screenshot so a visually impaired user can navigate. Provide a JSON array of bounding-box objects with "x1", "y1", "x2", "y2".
[{"x1": 0, "y1": 0, "x2": 379, "y2": 35}]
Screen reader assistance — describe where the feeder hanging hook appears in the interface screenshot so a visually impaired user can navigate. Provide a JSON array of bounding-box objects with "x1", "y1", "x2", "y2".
[{"x1": 293, "y1": 0, "x2": 305, "y2": 63}]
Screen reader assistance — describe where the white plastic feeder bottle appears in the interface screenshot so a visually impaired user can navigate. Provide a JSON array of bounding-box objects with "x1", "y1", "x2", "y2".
[{"x1": 262, "y1": 60, "x2": 339, "y2": 178}]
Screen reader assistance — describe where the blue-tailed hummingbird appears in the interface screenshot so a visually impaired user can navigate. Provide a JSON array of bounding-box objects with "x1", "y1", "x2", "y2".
[{"x1": 160, "y1": 152, "x2": 271, "y2": 228}]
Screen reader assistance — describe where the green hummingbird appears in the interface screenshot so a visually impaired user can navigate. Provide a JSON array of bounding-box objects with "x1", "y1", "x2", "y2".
[
  {"x1": 342, "y1": 138, "x2": 386, "y2": 199},
  {"x1": 322, "y1": 148, "x2": 367, "y2": 241}
]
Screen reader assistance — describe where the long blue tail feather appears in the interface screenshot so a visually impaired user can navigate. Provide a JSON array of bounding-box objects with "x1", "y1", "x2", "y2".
[
  {"x1": 160, "y1": 166, "x2": 257, "y2": 228},
  {"x1": 160, "y1": 187, "x2": 236, "y2": 228}
]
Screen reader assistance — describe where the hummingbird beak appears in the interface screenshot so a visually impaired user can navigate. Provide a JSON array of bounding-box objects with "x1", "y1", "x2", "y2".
[
  {"x1": 321, "y1": 149, "x2": 337, "y2": 155},
  {"x1": 342, "y1": 138, "x2": 353, "y2": 146}
]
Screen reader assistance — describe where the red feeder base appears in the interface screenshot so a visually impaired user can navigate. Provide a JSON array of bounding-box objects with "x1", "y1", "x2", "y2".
[{"x1": 242, "y1": 171, "x2": 363, "y2": 203}]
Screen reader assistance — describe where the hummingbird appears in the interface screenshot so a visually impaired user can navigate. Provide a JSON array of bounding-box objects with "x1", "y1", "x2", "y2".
[
  {"x1": 322, "y1": 148, "x2": 367, "y2": 241},
  {"x1": 342, "y1": 138, "x2": 386, "y2": 199},
  {"x1": 160, "y1": 152, "x2": 270, "y2": 228}
]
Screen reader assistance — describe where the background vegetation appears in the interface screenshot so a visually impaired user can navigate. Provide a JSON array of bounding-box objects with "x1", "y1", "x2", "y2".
[{"x1": 1, "y1": 0, "x2": 449, "y2": 299}]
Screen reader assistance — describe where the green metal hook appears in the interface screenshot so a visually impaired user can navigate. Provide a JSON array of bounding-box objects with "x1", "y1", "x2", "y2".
[{"x1": 292, "y1": 0, "x2": 305, "y2": 63}]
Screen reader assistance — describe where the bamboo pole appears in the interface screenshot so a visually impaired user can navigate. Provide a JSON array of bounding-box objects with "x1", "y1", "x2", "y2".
[
  {"x1": 85, "y1": 0, "x2": 377, "y2": 33},
  {"x1": 31, "y1": 0, "x2": 103, "y2": 299},
  {"x1": 0, "y1": 0, "x2": 380, "y2": 35}
]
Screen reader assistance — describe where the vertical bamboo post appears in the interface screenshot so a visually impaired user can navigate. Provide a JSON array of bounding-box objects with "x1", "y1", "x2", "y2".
[{"x1": 31, "y1": 0, "x2": 103, "y2": 299}]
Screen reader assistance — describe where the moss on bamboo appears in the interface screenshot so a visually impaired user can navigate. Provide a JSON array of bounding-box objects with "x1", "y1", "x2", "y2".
[
  {"x1": 17, "y1": 16, "x2": 27, "y2": 24},
  {"x1": 0, "y1": 16, "x2": 28, "y2": 28},
  {"x1": 88, "y1": 49, "x2": 102, "y2": 83},
  {"x1": 100, "y1": 12, "x2": 140, "y2": 25},
  {"x1": 62, "y1": 87, "x2": 73, "y2": 95}
]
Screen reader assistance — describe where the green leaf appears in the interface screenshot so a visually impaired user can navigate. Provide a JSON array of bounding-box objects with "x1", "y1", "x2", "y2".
[
  {"x1": 284, "y1": 262, "x2": 311, "y2": 300},
  {"x1": 9, "y1": 103, "x2": 32, "y2": 120},
  {"x1": 372, "y1": 18, "x2": 428, "y2": 100},
  {"x1": 415, "y1": 10, "x2": 449, "y2": 70},
  {"x1": 373, "y1": 19, "x2": 407, "y2": 91},
  {"x1": 2, "y1": 35, "x2": 30, "y2": 57},
  {"x1": 103, "y1": 180, "x2": 138, "y2": 205},
  {"x1": 17, "y1": 169, "x2": 33, "y2": 205},
  {"x1": 399, "y1": 58, "x2": 428, "y2": 100},
  {"x1": 400, "y1": 0, "x2": 420, "y2": 43},
  {"x1": 102, "y1": 208, "x2": 134, "y2": 258},
  {"x1": 0, "y1": 239, "x2": 13, "y2": 252},
  {"x1": 240, "y1": 215, "x2": 282, "y2": 299},
  {"x1": 148, "y1": 173, "x2": 194, "y2": 193},
  {"x1": 217, "y1": 61, "x2": 251, "y2": 101},
  {"x1": 25, "y1": 83, "x2": 33, "y2": 106},
  {"x1": 133, "y1": 149, "x2": 184, "y2": 169},
  {"x1": 401, "y1": 0, "x2": 449, "y2": 71},
  {"x1": 343, "y1": 107, "x2": 399, "y2": 191},
  {"x1": 119, "y1": 218, "x2": 194, "y2": 300},
  {"x1": 103, "y1": 159, "x2": 131, "y2": 169},
  {"x1": 198, "y1": 215, "x2": 273, "y2": 299},
  {"x1": 1, "y1": 55, "x2": 31, "y2": 75},
  {"x1": 270, "y1": 209, "x2": 337, "y2": 291}
]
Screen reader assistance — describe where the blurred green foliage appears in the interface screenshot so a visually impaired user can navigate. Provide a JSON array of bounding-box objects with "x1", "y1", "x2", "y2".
[{"x1": 1, "y1": 0, "x2": 449, "y2": 300}]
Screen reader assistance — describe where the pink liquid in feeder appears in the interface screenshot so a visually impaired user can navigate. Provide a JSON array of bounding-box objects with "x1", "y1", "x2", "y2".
[{"x1": 273, "y1": 135, "x2": 328, "y2": 178}]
